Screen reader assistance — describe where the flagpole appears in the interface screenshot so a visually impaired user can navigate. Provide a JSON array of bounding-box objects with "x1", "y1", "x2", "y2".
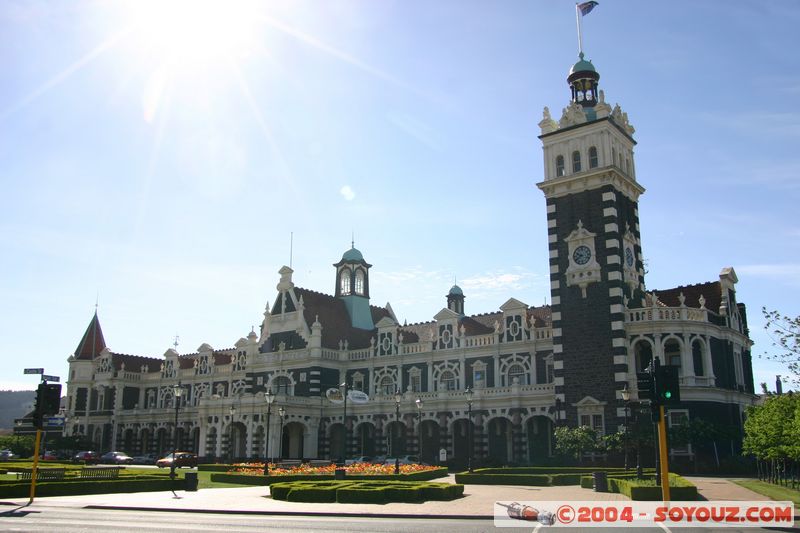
[{"x1": 575, "y1": 3, "x2": 583, "y2": 56}]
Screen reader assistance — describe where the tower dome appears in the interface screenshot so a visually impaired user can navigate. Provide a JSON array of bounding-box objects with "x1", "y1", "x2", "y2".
[
  {"x1": 567, "y1": 53, "x2": 600, "y2": 109},
  {"x1": 446, "y1": 284, "x2": 465, "y2": 315},
  {"x1": 341, "y1": 246, "x2": 364, "y2": 262},
  {"x1": 448, "y1": 284, "x2": 463, "y2": 296}
]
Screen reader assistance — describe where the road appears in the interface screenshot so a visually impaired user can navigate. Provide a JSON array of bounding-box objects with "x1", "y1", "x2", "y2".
[{"x1": 0, "y1": 505, "x2": 796, "y2": 533}]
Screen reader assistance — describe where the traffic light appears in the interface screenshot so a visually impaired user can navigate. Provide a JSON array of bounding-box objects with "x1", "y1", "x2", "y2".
[
  {"x1": 636, "y1": 372, "x2": 654, "y2": 401},
  {"x1": 655, "y1": 365, "x2": 680, "y2": 404},
  {"x1": 34, "y1": 383, "x2": 62, "y2": 428}
]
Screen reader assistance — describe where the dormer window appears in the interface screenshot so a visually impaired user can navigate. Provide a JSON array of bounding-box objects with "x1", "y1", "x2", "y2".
[
  {"x1": 355, "y1": 270, "x2": 364, "y2": 295},
  {"x1": 572, "y1": 151, "x2": 582, "y2": 173},
  {"x1": 339, "y1": 269, "x2": 351, "y2": 295},
  {"x1": 556, "y1": 155, "x2": 565, "y2": 177},
  {"x1": 589, "y1": 146, "x2": 598, "y2": 168}
]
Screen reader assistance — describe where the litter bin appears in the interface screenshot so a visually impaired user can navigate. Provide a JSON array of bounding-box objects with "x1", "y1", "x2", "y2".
[
  {"x1": 334, "y1": 468, "x2": 346, "y2": 480},
  {"x1": 592, "y1": 471, "x2": 608, "y2": 493},
  {"x1": 184, "y1": 471, "x2": 199, "y2": 492}
]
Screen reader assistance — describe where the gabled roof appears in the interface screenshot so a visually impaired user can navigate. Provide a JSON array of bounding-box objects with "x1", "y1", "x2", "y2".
[
  {"x1": 74, "y1": 312, "x2": 107, "y2": 360},
  {"x1": 654, "y1": 281, "x2": 721, "y2": 313},
  {"x1": 293, "y1": 287, "x2": 392, "y2": 350}
]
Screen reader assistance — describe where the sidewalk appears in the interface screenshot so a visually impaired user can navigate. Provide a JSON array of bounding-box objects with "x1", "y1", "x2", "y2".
[{"x1": 0, "y1": 474, "x2": 791, "y2": 519}]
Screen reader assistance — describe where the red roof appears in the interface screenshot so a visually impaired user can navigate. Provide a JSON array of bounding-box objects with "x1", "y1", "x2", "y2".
[
  {"x1": 654, "y1": 281, "x2": 721, "y2": 313},
  {"x1": 74, "y1": 312, "x2": 107, "y2": 360}
]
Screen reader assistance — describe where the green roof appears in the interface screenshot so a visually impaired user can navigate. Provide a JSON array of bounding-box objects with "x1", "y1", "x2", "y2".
[
  {"x1": 569, "y1": 53, "x2": 596, "y2": 76},
  {"x1": 449, "y1": 284, "x2": 463, "y2": 296},
  {"x1": 342, "y1": 247, "x2": 364, "y2": 261}
]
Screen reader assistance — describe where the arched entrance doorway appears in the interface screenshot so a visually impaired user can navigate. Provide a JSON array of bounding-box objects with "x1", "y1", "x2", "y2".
[
  {"x1": 355, "y1": 422, "x2": 376, "y2": 457},
  {"x1": 190, "y1": 426, "x2": 201, "y2": 454},
  {"x1": 229, "y1": 422, "x2": 247, "y2": 461},
  {"x1": 452, "y1": 418, "x2": 473, "y2": 468},
  {"x1": 487, "y1": 418, "x2": 513, "y2": 464},
  {"x1": 418, "y1": 420, "x2": 440, "y2": 464},
  {"x1": 122, "y1": 428, "x2": 134, "y2": 454},
  {"x1": 282, "y1": 422, "x2": 305, "y2": 459},
  {"x1": 139, "y1": 428, "x2": 151, "y2": 455},
  {"x1": 155, "y1": 427, "x2": 168, "y2": 457},
  {"x1": 526, "y1": 416, "x2": 554, "y2": 464},
  {"x1": 329, "y1": 423, "x2": 345, "y2": 461},
  {"x1": 387, "y1": 421, "x2": 406, "y2": 456}
]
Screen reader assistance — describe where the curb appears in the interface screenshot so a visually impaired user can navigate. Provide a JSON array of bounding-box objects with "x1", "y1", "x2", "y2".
[{"x1": 84, "y1": 504, "x2": 494, "y2": 520}]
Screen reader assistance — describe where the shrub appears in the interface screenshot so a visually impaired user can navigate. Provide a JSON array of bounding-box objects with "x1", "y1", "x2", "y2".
[
  {"x1": 269, "y1": 480, "x2": 462, "y2": 504},
  {"x1": 0, "y1": 478, "x2": 177, "y2": 499}
]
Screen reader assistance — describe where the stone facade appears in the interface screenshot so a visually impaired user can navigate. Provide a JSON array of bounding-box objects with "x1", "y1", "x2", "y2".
[{"x1": 63, "y1": 55, "x2": 756, "y2": 466}]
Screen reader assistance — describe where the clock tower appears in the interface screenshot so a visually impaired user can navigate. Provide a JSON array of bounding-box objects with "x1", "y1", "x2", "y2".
[{"x1": 537, "y1": 54, "x2": 645, "y2": 431}]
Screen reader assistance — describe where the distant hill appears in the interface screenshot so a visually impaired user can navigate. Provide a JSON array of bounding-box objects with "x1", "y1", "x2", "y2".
[{"x1": 0, "y1": 390, "x2": 35, "y2": 430}]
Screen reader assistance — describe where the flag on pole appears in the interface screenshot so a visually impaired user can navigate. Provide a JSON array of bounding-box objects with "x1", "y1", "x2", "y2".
[{"x1": 577, "y1": 1, "x2": 599, "y2": 16}]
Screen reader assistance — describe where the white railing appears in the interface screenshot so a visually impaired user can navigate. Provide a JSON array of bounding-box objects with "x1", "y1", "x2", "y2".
[
  {"x1": 399, "y1": 342, "x2": 427, "y2": 355},
  {"x1": 534, "y1": 328, "x2": 552, "y2": 340},
  {"x1": 321, "y1": 350, "x2": 340, "y2": 361},
  {"x1": 463, "y1": 334, "x2": 496, "y2": 348},
  {"x1": 626, "y1": 307, "x2": 707, "y2": 323},
  {"x1": 120, "y1": 372, "x2": 141, "y2": 381},
  {"x1": 348, "y1": 349, "x2": 371, "y2": 361}
]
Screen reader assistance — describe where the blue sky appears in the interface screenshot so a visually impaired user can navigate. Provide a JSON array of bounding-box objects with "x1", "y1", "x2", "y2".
[{"x1": 0, "y1": 1, "x2": 797, "y2": 391}]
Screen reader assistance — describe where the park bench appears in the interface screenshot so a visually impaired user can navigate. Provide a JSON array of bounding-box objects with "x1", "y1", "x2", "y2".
[
  {"x1": 79, "y1": 466, "x2": 121, "y2": 480},
  {"x1": 15, "y1": 468, "x2": 66, "y2": 481}
]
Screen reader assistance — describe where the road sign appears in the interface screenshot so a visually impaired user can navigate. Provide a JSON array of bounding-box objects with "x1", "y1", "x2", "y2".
[
  {"x1": 44, "y1": 417, "x2": 65, "y2": 427},
  {"x1": 42, "y1": 375, "x2": 60, "y2": 382},
  {"x1": 24, "y1": 368, "x2": 44, "y2": 375}
]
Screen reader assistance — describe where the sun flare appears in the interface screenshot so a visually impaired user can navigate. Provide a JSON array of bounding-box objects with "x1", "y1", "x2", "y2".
[{"x1": 126, "y1": 0, "x2": 262, "y2": 65}]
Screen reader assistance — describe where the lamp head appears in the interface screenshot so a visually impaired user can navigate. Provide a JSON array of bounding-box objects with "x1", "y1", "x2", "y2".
[
  {"x1": 278, "y1": 407, "x2": 286, "y2": 418},
  {"x1": 265, "y1": 388, "x2": 275, "y2": 404},
  {"x1": 465, "y1": 387, "x2": 474, "y2": 402},
  {"x1": 415, "y1": 398, "x2": 423, "y2": 410},
  {"x1": 173, "y1": 383, "x2": 183, "y2": 397},
  {"x1": 229, "y1": 405, "x2": 236, "y2": 416},
  {"x1": 621, "y1": 384, "x2": 631, "y2": 402},
  {"x1": 394, "y1": 389, "x2": 402, "y2": 404}
]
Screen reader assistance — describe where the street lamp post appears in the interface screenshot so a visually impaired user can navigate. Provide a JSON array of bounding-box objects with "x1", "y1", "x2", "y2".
[
  {"x1": 621, "y1": 385, "x2": 630, "y2": 472},
  {"x1": 170, "y1": 383, "x2": 183, "y2": 481},
  {"x1": 278, "y1": 407, "x2": 286, "y2": 461},
  {"x1": 393, "y1": 390, "x2": 401, "y2": 475},
  {"x1": 263, "y1": 389, "x2": 275, "y2": 476},
  {"x1": 415, "y1": 398, "x2": 423, "y2": 462},
  {"x1": 340, "y1": 381, "x2": 349, "y2": 464},
  {"x1": 229, "y1": 405, "x2": 236, "y2": 463},
  {"x1": 465, "y1": 387, "x2": 474, "y2": 473}
]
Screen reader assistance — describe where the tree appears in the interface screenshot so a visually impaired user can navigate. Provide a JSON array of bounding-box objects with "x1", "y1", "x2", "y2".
[
  {"x1": 762, "y1": 308, "x2": 800, "y2": 387},
  {"x1": 554, "y1": 426, "x2": 599, "y2": 460}
]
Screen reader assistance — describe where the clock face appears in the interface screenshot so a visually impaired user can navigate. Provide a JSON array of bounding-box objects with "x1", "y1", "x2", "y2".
[
  {"x1": 573, "y1": 245, "x2": 592, "y2": 266},
  {"x1": 625, "y1": 247, "x2": 634, "y2": 267}
]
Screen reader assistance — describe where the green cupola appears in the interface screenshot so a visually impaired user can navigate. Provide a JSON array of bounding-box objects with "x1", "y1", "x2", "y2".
[{"x1": 333, "y1": 244, "x2": 374, "y2": 330}]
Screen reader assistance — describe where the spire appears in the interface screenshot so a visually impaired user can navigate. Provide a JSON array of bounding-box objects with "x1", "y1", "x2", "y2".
[{"x1": 74, "y1": 311, "x2": 107, "y2": 360}]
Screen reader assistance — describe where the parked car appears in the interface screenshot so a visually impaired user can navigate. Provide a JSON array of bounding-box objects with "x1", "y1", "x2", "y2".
[
  {"x1": 100, "y1": 451, "x2": 134, "y2": 465},
  {"x1": 131, "y1": 453, "x2": 158, "y2": 465},
  {"x1": 156, "y1": 452, "x2": 197, "y2": 469},
  {"x1": 371, "y1": 455, "x2": 387, "y2": 465},
  {"x1": 0, "y1": 449, "x2": 15, "y2": 461},
  {"x1": 40, "y1": 450, "x2": 58, "y2": 461},
  {"x1": 73, "y1": 451, "x2": 100, "y2": 464},
  {"x1": 344, "y1": 456, "x2": 374, "y2": 465}
]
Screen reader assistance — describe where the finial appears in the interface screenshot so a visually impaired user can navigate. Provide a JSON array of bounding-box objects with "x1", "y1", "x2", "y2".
[
  {"x1": 173, "y1": 335, "x2": 180, "y2": 350},
  {"x1": 579, "y1": 52, "x2": 584, "y2": 60},
  {"x1": 351, "y1": 231, "x2": 354, "y2": 249}
]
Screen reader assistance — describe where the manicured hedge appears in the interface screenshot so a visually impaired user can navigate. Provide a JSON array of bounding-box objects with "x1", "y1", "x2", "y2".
[
  {"x1": 269, "y1": 480, "x2": 463, "y2": 504},
  {"x1": 198, "y1": 464, "x2": 232, "y2": 473},
  {"x1": 608, "y1": 474, "x2": 698, "y2": 501},
  {"x1": 211, "y1": 467, "x2": 448, "y2": 486},
  {"x1": 455, "y1": 467, "x2": 657, "y2": 487},
  {"x1": 0, "y1": 477, "x2": 178, "y2": 499}
]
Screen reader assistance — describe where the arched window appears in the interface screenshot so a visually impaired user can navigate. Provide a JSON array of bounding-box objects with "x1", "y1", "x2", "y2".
[
  {"x1": 572, "y1": 151, "x2": 582, "y2": 173},
  {"x1": 354, "y1": 270, "x2": 364, "y2": 295},
  {"x1": 634, "y1": 340, "x2": 652, "y2": 373},
  {"x1": 440, "y1": 370, "x2": 456, "y2": 391},
  {"x1": 273, "y1": 375, "x2": 292, "y2": 395},
  {"x1": 555, "y1": 155, "x2": 565, "y2": 177},
  {"x1": 379, "y1": 376, "x2": 395, "y2": 395},
  {"x1": 507, "y1": 364, "x2": 527, "y2": 386},
  {"x1": 339, "y1": 269, "x2": 351, "y2": 295},
  {"x1": 589, "y1": 146, "x2": 598, "y2": 168},
  {"x1": 664, "y1": 339, "x2": 682, "y2": 372},
  {"x1": 692, "y1": 340, "x2": 704, "y2": 376}
]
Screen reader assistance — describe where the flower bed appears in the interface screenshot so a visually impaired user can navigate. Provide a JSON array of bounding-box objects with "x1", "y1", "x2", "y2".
[{"x1": 228, "y1": 462, "x2": 439, "y2": 476}]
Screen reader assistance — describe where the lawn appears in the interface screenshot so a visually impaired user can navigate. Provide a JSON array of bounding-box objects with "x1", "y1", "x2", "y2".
[{"x1": 732, "y1": 479, "x2": 800, "y2": 510}]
